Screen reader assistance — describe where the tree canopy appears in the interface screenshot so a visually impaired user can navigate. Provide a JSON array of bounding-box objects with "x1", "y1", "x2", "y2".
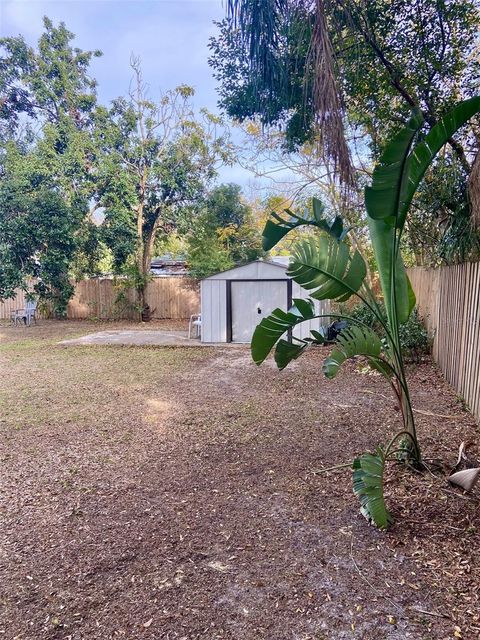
[
  {"x1": 210, "y1": 0, "x2": 480, "y2": 264},
  {"x1": 96, "y1": 59, "x2": 232, "y2": 313},
  {"x1": 0, "y1": 18, "x2": 103, "y2": 313},
  {"x1": 186, "y1": 183, "x2": 264, "y2": 278},
  {"x1": 0, "y1": 19, "x2": 240, "y2": 314}
]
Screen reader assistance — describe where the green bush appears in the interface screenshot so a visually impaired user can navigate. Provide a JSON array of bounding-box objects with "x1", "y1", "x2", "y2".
[
  {"x1": 348, "y1": 300, "x2": 386, "y2": 334},
  {"x1": 347, "y1": 302, "x2": 430, "y2": 362},
  {"x1": 398, "y1": 308, "x2": 431, "y2": 362}
]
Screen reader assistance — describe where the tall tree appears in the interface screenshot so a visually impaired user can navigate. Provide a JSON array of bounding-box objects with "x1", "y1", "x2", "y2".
[
  {"x1": 0, "y1": 18, "x2": 104, "y2": 311},
  {"x1": 0, "y1": 142, "x2": 86, "y2": 314},
  {"x1": 99, "y1": 59, "x2": 232, "y2": 315},
  {"x1": 204, "y1": 183, "x2": 264, "y2": 263},
  {"x1": 0, "y1": 16, "x2": 101, "y2": 156},
  {"x1": 210, "y1": 1, "x2": 480, "y2": 261}
]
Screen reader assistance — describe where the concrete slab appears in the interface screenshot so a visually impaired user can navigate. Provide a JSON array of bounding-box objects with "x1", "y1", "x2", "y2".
[{"x1": 59, "y1": 329, "x2": 241, "y2": 347}]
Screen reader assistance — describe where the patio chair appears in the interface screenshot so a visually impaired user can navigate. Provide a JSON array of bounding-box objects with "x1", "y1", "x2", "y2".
[
  {"x1": 188, "y1": 313, "x2": 202, "y2": 339},
  {"x1": 11, "y1": 299, "x2": 38, "y2": 327}
]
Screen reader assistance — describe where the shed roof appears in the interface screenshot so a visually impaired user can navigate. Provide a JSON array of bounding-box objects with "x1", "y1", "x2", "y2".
[{"x1": 203, "y1": 259, "x2": 290, "y2": 281}]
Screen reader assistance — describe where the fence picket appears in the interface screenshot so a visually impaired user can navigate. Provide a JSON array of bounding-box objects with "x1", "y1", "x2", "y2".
[
  {"x1": 408, "y1": 264, "x2": 480, "y2": 423},
  {"x1": 0, "y1": 277, "x2": 200, "y2": 322}
]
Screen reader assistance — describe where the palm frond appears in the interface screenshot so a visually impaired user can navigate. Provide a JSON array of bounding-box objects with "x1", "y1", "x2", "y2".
[
  {"x1": 263, "y1": 197, "x2": 350, "y2": 250},
  {"x1": 288, "y1": 235, "x2": 366, "y2": 302},
  {"x1": 353, "y1": 448, "x2": 393, "y2": 529},
  {"x1": 251, "y1": 297, "x2": 316, "y2": 365},
  {"x1": 322, "y1": 325, "x2": 385, "y2": 379}
]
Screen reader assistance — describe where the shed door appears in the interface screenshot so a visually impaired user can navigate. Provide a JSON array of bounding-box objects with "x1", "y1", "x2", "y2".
[{"x1": 231, "y1": 280, "x2": 288, "y2": 343}]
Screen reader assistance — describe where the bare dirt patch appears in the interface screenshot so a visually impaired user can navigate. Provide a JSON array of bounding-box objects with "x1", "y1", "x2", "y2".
[{"x1": 0, "y1": 321, "x2": 479, "y2": 639}]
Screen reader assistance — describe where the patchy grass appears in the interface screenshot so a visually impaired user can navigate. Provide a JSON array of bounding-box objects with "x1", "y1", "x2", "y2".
[
  {"x1": 0, "y1": 320, "x2": 479, "y2": 640},
  {"x1": 0, "y1": 321, "x2": 204, "y2": 432}
]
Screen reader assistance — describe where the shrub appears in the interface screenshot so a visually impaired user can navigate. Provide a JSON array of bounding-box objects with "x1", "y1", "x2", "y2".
[
  {"x1": 398, "y1": 308, "x2": 431, "y2": 362},
  {"x1": 348, "y1": 302, "x2": 430, "y2": 362}
]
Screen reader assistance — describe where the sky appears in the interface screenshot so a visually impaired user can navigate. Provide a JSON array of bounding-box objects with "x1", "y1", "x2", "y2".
[{"x1": 0, "y1": 0, "x2": 270, "y2": 189}]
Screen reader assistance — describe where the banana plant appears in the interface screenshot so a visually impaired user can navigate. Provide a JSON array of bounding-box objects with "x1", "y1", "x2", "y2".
[{"x1": 251, "y1": 97, "x2": 480, "y2": 528}]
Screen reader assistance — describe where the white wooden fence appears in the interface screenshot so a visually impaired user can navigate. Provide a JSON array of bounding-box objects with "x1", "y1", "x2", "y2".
[{"x1": 408, "y1": 264, "x2": 480, "y2": 422}]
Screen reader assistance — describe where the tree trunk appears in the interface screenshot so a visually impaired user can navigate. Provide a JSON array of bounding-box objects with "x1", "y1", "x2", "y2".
[
  {"x1": 139, "y1": 215, "x2": 161, "y2": 321},
  {"x1": 136, "y1": 174, "x2": 147, "y2": 319}
]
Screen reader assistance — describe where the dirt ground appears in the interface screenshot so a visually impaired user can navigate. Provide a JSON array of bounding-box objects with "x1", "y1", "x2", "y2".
[{"x1": 0, "y1": 320, "x2": 479, "y2": 640}]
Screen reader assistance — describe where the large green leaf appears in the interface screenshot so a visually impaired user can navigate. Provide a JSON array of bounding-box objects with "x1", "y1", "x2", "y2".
[
  {"x1": 262, "y1": 197, "x2": 349, "y2": 251},
  {"x1": 365, "y1": 110, "x2": 422, "y2": 327},
  {"x1": 322, "y1": 325, "x2": 386, "y2": 379},
  {"x1": 287, "y1": 236, "x2": 366, "y2": 303},
  {"x1": 365, "y1": 98, "x2": 480, "y2": 327},
  {"x1": 399, "y1": 96, "x2": 480, "y2": 229},
  {"x1": 274, "y1": 338, "x2": 307, "y2": 370},
  {"x1": 365, "y1": 108, "x2": 424, "y2": 222},
  {"x1": 367, "y1": 217, "x2": 415, "y2": 325},
  {"x1": 353, "y1": 448, "x2": 393, "y2": 529},
  {"x1": 365, "y1": 98, "x2": 480, "y2": 229},
  {"x1": 251, "y1": 297, "x2": 316, "y2": 365}
]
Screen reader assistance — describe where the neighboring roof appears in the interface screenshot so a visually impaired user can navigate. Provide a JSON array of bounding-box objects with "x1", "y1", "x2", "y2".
[
  {"x1": 150, "y1": 255, "x2": 187, "y2": 276},
  {"x1": 203, "y1": 259, "x2": 290, "y2": 281},
  {"x1": 268, "y1": 255, "x2": 291, "y2": 268}
]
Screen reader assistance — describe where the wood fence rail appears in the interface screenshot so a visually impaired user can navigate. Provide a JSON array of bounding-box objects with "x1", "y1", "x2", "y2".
[
  {"x1": 0, "y1": 277, "x2": 200, "y2": 321},
  {"x1": 408, "y1": 264, "x2": 480, "y2": 422}
]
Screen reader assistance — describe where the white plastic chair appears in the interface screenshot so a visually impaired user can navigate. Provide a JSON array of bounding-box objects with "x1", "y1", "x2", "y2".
[
  {"x1": 188, "y1": 314, "x2": 202, "y2": 339},
  {"x1": 11, "y1": 299, "x2": 38, "y2": 326}
]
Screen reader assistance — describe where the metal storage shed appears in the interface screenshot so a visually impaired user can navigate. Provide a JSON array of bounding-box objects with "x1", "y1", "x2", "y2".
[{"x1": 200, "y1": 259, "x2": 330, "y2": 343}]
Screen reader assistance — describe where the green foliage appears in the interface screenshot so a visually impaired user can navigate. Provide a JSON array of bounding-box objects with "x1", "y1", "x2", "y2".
[
  {"x1": 212, "y1": 1, "x2": 479, "y2": 147},
  {"x1": 186, "y1": 183, "x2": 263, "y2": 278},
  {"x1": 352, "y1": 449, "x2": 392, "y2": 530},
  {"x1": 252, "y1": 298, "x2": 317, "y2": 366},
  {"x1": 212, "y1": 1, "x2": 480, "y2": 262},
  {"x1": 367, "y1": 97, "x2": 480, "y2": 329},
  {"x1": 97, "y1": 66, "x2": 230, "y2": 308},
  {"x1": 288, "y1": 236, "x2": 367, "y2": 303},
  {"x1": 1, "y1": 22, "x2": 231, "y2": 314},
  {"x1": 153, "y1": 232, "x2": 188, "y2": 259},
  {"x1": 209, "y1": 11, "x2": 315, "y2": 150},
  {"x1": 0, "y1": 18, "x2": 106, "y2": 311},
  {"x1": 398, "y1": 309, "x2": 431, "y2": 363},
  {"x1": 406, "y1": 154, "x2": 480, "y2": 265},
  {"x1": 111, "y1": 264, "x2": 151, "y2": 317},
  {"x1": 0, "y1": 17, "x2": 102, "y2": 138},
  {"x1": 263, "y1": 197, "x2": 349, "y2": 251},
  {"x1": 204, "y1": 183, "x2": 264, "y2": 264},
  {"x1": 186, "y1": 224, "x2": 234, "y2": 280},
  {"x1": 102, "y1": 206, "x2": 137, "y2": 272},
  {"x1": 0, "y1": 169, "x2": 84, "y2": 315},
  {"x1": 273, "y1": 338, "x2": 308, "y2": 370},
  {"x1": 348, "y1": 302, "x2": 430, "y2": 362},
  {"x1": 347, "y1": 301, "x2": 385, "y2": 334},
  {"x1": 251, "y1": 98, "x2": 480, "y2": 528},
  {"x1": 206, "y1": 183, "x2": 248, "y2": 228},
  {"x1": 323, "y1": 326, "x2": 386, "y2": 380}
]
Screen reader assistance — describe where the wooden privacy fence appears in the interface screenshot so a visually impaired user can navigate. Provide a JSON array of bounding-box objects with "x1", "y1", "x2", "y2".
[
  {"x1": 408, "y1": 264, "x2": 480, "y2": 422},
  {"x1": 0, "y1": 277, "x2": 200, "y2": 321}
]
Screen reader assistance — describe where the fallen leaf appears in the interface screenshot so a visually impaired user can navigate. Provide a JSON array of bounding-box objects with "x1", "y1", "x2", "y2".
[{"x1": 207, "y1": 561, "x2": 229, "y2": 573}]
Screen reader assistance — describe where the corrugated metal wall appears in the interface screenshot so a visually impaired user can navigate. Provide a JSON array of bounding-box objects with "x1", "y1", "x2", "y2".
[
  {"x1": 200, "y1": 280, "x2": 227, "y2": 342},
  {"x1": 200, "y1": 262, "x2": 330, "y2": 343}
]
